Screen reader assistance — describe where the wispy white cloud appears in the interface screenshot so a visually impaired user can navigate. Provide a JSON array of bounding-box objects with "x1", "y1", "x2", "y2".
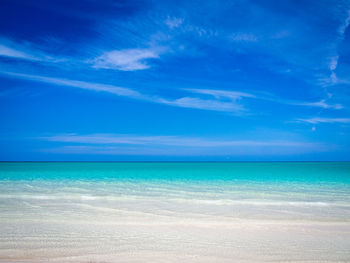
[
  {"x1": 2, "y1": 70, "x2": 344, "y2": 114},
  {"x1": 165, "y1": 17, "x2": 184, "y2": 29},
  {"x1": 39, "y1": 134, "x2": 320, "y2": 151},
  {"x1": 187, "y1": 88, "x2": 343, "y2": 110},
  {"x1": 1, "y1": 69, "x2": 345, "y2": 116},
  {"x1": 338, "y1": 9, "x2": 350, "y2": 36},
  {"x1": 0, "y1": 44, "x2": 40, "y2": 61},
  {"x1": 329, "y1": 55, "x2": 339, "y2": 71},
  {"x1": 297, "y1": 117, "x2": 350, "y2": 124},
  {"x1": 1, "y1": 71, "x2": 141, "y2": 98},
  {"x1": 231, "y1": 33, "x2": 258, "y2": 42},
  {"x1": 0, "y1": 38, "x2": 64, "y2": 63},
  {"x1": 325, "y1": 9, "x2": 350, "y2": 85},
  {"x1": 155, "y1": 96, "x2": 244, "y2": 112},
  {"x1": 43, "y1": 134, "x2": 177, "y2": 145},
  {"x1": 39, "y1": 132, "x2": 331, "y2": 157},
  {"x1": 43, "y1": 145, "x2": 182, "y2": 156},
  {"x1": 185, "y1": 88, "x2": 255, "y2": 99},
  {"x1": 91, "y1": 47, "x2": 161, "y2": 71},
  {"x1": 0, "y1": 38, "x2": 163, "y2": 72},
  {"x1": 0, "y1": 71, "x2": 244, "y2": 113},
  {"x1": 43, "y1": 143, "x2": 326, "y2": 156},
  {"x1": 288, "y1": 99, "x2": 343, "y2": 110},
  {"x1": 0, "y1": 39, "x2": 164, "y2": 72},
  {"x1": 161, "y1": 88, "x2": 254, "y2": 112}
]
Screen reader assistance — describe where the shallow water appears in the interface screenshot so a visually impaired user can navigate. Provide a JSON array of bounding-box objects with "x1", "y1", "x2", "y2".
[{"x1": 1, "y1": 162, "x2": 350, "y2": 262}]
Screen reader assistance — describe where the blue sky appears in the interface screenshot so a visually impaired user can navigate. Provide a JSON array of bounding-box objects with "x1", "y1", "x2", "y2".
[{"x1": 0, "y1": 0, "x2": 350, "y2": 161}]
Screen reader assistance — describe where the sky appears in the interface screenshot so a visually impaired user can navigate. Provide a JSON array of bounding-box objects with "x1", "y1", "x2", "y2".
[{"x1": 0, "y1": 0, "x2": 350, "y2": 161}]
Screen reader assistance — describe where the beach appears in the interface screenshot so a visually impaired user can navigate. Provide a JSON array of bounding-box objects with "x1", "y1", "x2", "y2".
[{"x1": 1, "y1": 162, "x2": 350, "y2": 262}]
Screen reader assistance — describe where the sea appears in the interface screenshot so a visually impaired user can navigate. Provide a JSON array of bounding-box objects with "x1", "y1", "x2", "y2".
[{"x1": 0, "y1": 162, "x2": 350, "y2": 262}]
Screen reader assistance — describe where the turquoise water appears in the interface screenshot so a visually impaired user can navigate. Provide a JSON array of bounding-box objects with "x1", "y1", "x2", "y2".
[
  {"x1": 1, "y1": 161, "x2": 350, "y2": 223},
  {"x1": 1, "y1": 162, "x2": 350, "y2": 262},
  {"x1": 1, "y1": 162, "x2": 350, "y2": 220},
  {"x1": 1, "y1": 162, "x2": 350, "y2": 183}
]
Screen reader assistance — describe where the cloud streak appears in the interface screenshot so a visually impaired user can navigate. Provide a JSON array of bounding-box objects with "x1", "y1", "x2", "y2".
[
  {"x1": 91, "y1": 47, "x2": 161, "y2": 71},
  {"x1": 42, "y1": 133, "x2": 322, "y2": 147},
  {"x1": 186, "y1": 88, "x2": 255, "y2": 99},
  {"x1": 0, "y1": 44, "x2": 40, "y2": 61},
  {"x1": 165, "y1": 17, "x2": 184, "y2": 29},
  {"x1": 2, "y1": 71, "x2": 142, "y2": 98},
  {"x1": 325, "y1": 9, "x2": 350, "y2": 85},
  {"x1": 231, "y1": 33, "x2": 258, "y2": 42},
  {"x1": 0, "y1": 38, "x2": 65, "y2": 63},
  {"x1": 40, "y1": 133, "x2": 326, "y2": 156},
  {"x1": 156, "y1": 97, "x2": 244, "y2": 112},
  {"x1": 1, "y1": 70, "x2": 345, "y2": 115},
  {"x1": 287, "y1": 99, "x2": 343, "y2": 110},
  {"x1": 0, "y1": 38, "x2": 161, "y2": 72},
  {"x1": 338, "y1": 9, "x2": 350, "y2": 36},
  {"x1": 0, "y1": 71, "x2": 245, "y2": 113},
  {"x1": 297, "y1": 117, "x2": 350, "y2": 124},
  {"x1": 187, "y1": 88, "x2": 343, "y2": 110}
]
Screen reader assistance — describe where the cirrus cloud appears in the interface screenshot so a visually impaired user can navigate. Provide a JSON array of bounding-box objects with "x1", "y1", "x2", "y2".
[{"x1": 91, "y1": 47, "x2": 162, "y2": 71}]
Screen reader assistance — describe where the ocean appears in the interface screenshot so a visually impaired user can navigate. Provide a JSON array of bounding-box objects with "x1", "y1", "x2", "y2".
[{"x1": 1, "y1": 162, "x2": 350, "y2": 262}]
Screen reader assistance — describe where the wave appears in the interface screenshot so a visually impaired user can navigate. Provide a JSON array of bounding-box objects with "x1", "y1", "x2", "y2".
[{"x1": 1, "y1": 194, "x2": 350, "y2": 207}]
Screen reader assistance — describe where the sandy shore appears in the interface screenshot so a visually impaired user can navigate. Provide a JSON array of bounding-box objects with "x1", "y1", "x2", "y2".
[{"x1": 1, "y1": 218, "x2": 350, "y2": 262}]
